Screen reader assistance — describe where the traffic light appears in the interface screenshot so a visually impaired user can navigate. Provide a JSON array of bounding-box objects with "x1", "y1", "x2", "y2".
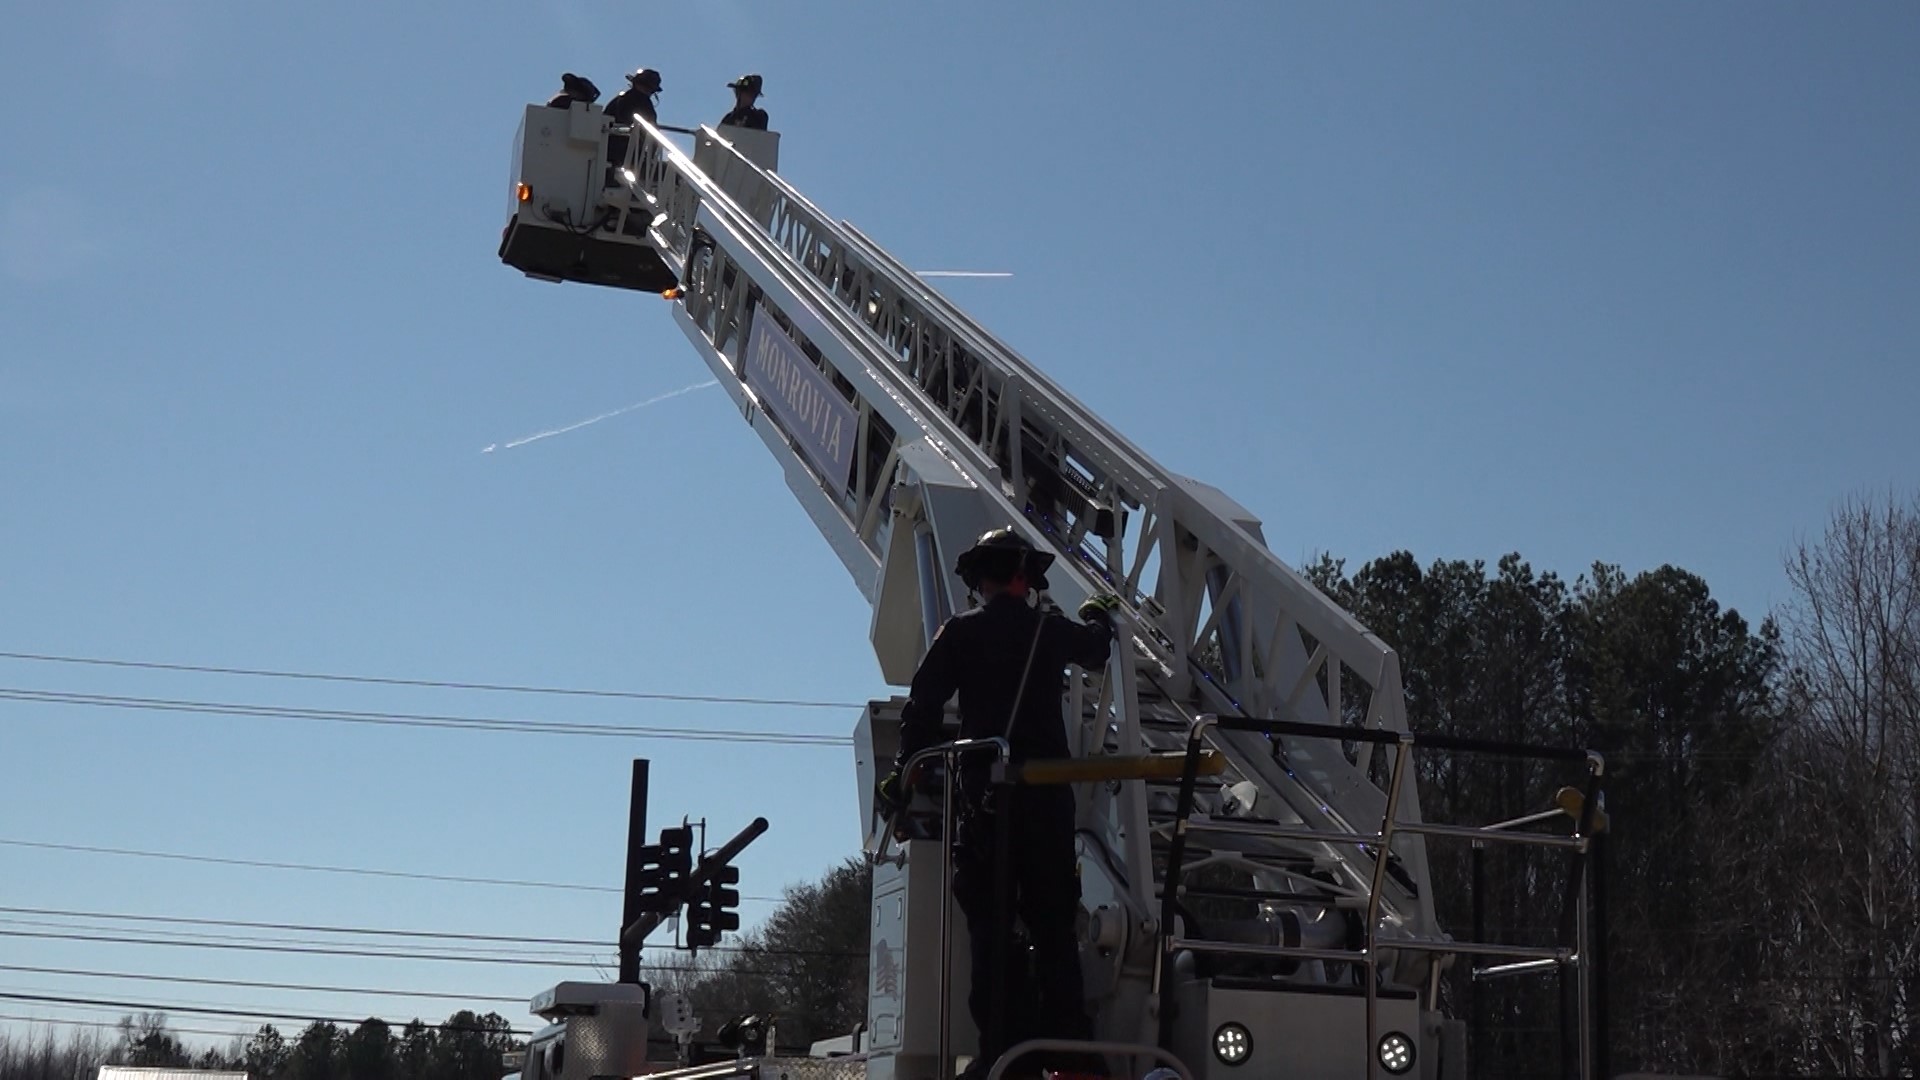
[
  {"x1": 633, "y1": 825, "x2": 693, "y2": 913},
  {"x1": 686, "y1": 865, "x2": 742, "y2": 948},
  {"x1": 709, "y1": 864, "x2": 742, "y2": 931}
]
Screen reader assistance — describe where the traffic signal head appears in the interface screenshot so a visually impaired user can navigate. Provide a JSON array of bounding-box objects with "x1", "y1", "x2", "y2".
[
  {"x1": 709, "y1": 866, "x2": 741, "y2": 932},
  {"x1": 685, "y1": 867, "x2": 742, "y2": 947},
  {"x1": 633, "y1": 826, "x2": 696, "y2": 913},
  {"x1": 659, "y1": 826, "x2": 693, "y2": 862}
]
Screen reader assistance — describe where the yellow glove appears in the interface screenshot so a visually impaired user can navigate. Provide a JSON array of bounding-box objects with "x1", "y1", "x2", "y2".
[
  {"x1": 1078, "y1": 593, "x2": 1123, "y2": 622},
  {"x1": 876, "y1": 769, "x2": 906, "y2": 814}
]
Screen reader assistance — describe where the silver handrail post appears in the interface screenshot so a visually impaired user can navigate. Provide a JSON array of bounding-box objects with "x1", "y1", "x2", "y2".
[
  {"x1": 1364, "y1": 735, "x2": 1413, "y2": 1080},
  {"x1": 939, "y1": 754, "x2": 955, "y2": 1079},
  {"x1": 1152, "y1": 713, "x2": 1218, "y2": 1051},
  {"x1": 1573, "y1": 752, "x2": 1604, "y2": 1080},
  {"x1": 1576, "y1": 858, "x2": 1593, "y2": 1080},
  {"x1": 884, "y1": 736, "x2": 1006, "y2": 1080}
]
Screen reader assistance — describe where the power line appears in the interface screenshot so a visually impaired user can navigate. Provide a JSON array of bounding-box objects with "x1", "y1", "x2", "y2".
[
  {"x1": 0, "y1": 929, "x2": 857, "y2": 969},
  {"x1": 0, "y1": 687, "x2": 853, "y2": 747},
  {"x1": 0, "y1": 966, "x2": 522, "y2": 1006},
  {"x1": 0, "y1": 992, "x2": 534, "y2": 1038},
  {"x1": 0, "y1": 908, "x2": 856, "y2": 960},
  {"x1": 0, "y1": 986, "x2": 440, "y2": 1027},
  {"x1": 0, "y1": 841, "x2": 783, "y2": 903},
  {"x1": 0, "y1": 650, "x2": 1746, "y2": 763},
  {"x1": 0, "y1": 905, "x2": 610, "y2": 948},
  {"x1": 0, "y1": 838, "x2": 620, "y2": 894},
  {"x1": 0, "y1": 1012, "x2": 262, "y2": 1040},
  {"x1": 0, "y1": 650, "x2": 864, "y2": 711},
  {"x1": 0, "y1": 918, "x2": 603, "y2": 962},
  {"x1": 0, "y1": 929, "x2": 595, "y2": 968}
]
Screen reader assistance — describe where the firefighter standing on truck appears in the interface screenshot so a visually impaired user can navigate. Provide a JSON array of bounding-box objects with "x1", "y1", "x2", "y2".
[{"x1": 879, "y1": 527, "x2": 1122, "y2": 1080}]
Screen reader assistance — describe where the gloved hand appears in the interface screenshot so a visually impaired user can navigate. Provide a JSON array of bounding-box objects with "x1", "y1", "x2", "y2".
[
  {"x1": 1078, "y1": 592, "x2": 1123, "y2": 623},
  {"x1": 875, "y1": 767, "x2": 909, "y2": 816}
]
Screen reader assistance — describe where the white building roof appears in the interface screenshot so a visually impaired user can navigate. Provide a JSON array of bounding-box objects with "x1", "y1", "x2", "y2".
[{"x1": 98, "y1": 1069, "x2": 250, "y2": 1080}]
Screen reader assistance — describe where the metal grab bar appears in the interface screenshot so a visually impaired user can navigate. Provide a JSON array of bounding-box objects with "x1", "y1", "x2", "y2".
[
  {"x1": 1364, "y1": 738, "x2": 1413, "y2": 1080},
  {"x1": 864, "y1": 737, "x2": 1008, "y2": 861},
  {"x1": 1207, "y1": 713, "x2": 1593, "y2": 763},
  {"x1": 1153, "y1": 714, "x2": 1218, "y2": 1049},
  {"x1": 1474, "y1": 958, "x2": 1562, "y2": 982},
  {"x1": 1010, "y1": 749, "x2": 1227, "y2": 785},
  {"x1": 1165, "y1": 935, "x2": 1572, "y2": 965},
  {"x1": 1397, "y1": 821, "x2": 1590, "y2": 852},
  {"x1": 1181, "y1": 816, "x2": 1589, "y2": 852}
]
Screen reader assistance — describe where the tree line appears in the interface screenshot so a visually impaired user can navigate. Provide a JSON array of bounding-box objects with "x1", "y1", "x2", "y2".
[
  {"x1": 1294, "y1": 492, "x2": 1917, "y2": 1075},
  {"x1": 0, "y1": 1011, "x2": 520, "y2": 1080}
]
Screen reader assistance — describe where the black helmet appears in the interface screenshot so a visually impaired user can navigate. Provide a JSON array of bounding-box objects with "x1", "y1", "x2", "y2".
[
  {"x1": 726, "y1": 73, "x2": 765, "y2": 96},
  {"x1": 560, "y1": 72, "x2": 601, "y2": 101},
  {"x1": 954, "y1": 527, "x2": 1054, "y2": 591},
  {"x1": 628, "y1": 68, "x2": 662, "y2": 91}
]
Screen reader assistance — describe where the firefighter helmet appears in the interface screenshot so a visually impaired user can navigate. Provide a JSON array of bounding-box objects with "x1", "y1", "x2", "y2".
[
  {"x1": 954, "y1": 527, "x2": 1053, "y2": 591},
  {"x1": 560, "y1": 73, "x2": 601, "y2": 102}
]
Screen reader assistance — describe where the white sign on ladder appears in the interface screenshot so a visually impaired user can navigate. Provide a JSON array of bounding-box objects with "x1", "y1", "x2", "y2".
[{"x1": 744, "y1": 307, "x2": 858, "y2": 486}]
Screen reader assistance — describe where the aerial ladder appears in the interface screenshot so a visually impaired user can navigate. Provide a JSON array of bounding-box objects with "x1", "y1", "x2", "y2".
[{"x1": 498, "y1": 98, "x2": 1610, "y2": 1080}]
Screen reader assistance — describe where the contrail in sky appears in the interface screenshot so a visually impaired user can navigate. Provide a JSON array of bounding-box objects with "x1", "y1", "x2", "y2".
[
  {"x1": 915, "y1": 270, "x2": 1013, "y2": 278},
  {"x1": 482, "y1": 380, "x2": 718, "y2": 454}
]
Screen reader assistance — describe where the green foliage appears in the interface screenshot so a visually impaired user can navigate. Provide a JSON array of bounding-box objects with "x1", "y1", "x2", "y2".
[
  {"x1": 427, "y1": 1012, "x2": 517, "y2": 1080},
  {"x1": 1309, "y1": 550, "x2": 1784, "y2": 1076},
  {"x1": 245, "y1": 1024, "x2": 290, "y2": 1079},
  {"x1": 284, "y1": 1022, "x2": 340, "y2": 1080},
  {"x1": 735, "y1": 857, "x2": 872, "y2": 1042},
  {"x1": 394, "y1": 1020, "x2": 436, "y2": 1080},
  {"x1": 650, "y1": 856, "x2": 873, "y2": 1049},
  {"x1": 118, "y1": 1013, "x2": 192, "y2": 1069},
  {"x1": 342, "y1": 1019, "x2": 395, "y2": 1080}
]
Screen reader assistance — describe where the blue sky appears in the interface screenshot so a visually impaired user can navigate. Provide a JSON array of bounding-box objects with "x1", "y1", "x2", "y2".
[{"x1": 2, "y1": 0, "x2": 1916, "y2": 1047}]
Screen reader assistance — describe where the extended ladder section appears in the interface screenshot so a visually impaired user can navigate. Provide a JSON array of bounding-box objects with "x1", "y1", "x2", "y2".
[{"x1": 503, "y1": 106, "x2": 1609, "y2": 1079}]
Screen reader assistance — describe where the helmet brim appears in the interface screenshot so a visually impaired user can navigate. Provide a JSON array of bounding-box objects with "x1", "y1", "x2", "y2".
[{"x1": 955, "y1": 545, "x2": 1055, "y2": 591}]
